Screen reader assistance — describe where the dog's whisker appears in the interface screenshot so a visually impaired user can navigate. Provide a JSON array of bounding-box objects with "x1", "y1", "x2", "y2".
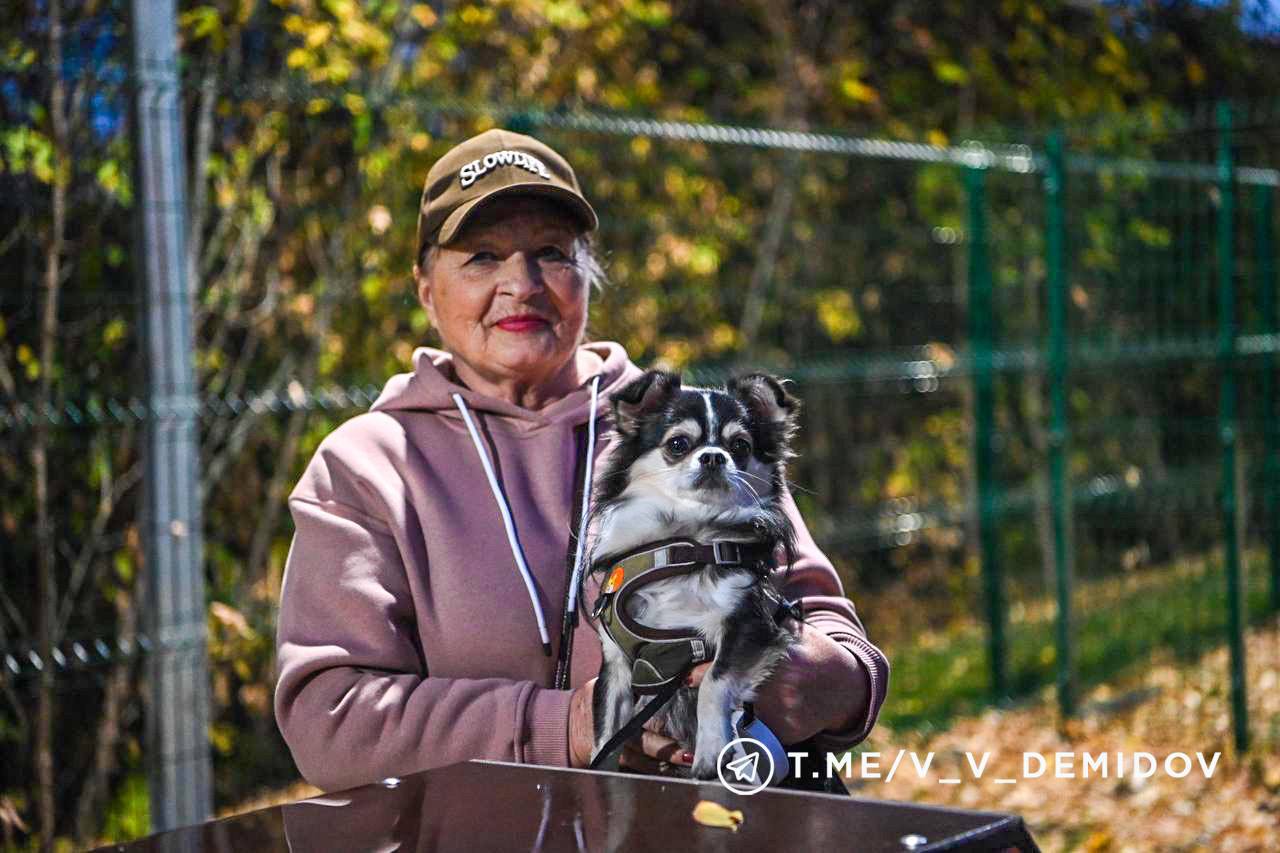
[
  {"x1": 726, "y1": 471, "x2": 767, "y2": 512},
  {"x1": 733, "y1": 469, "x2": 764, "y2": 492},
  {"x1": 782, "y1": 478, "x2": 819, "y2": 497},
  {"x1": 734, "y1": 469, "x2": 781, "y2": 492},
  {"x1": 727, "y1": 469, "x2": 761, "y2": 498},
  {"x1": 741, "y1": 468, "x2": 822, "y2": 499}
]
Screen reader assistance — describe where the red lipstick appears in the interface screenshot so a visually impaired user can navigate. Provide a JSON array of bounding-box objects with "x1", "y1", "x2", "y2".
[{"x1": 495, "y1": 315, "x2": 549, "y2": 332}]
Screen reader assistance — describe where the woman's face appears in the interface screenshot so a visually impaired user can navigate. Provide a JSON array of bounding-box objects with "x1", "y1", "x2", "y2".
[{"x1": 416, "y1": 196, "x2": 589, "y2": 395}]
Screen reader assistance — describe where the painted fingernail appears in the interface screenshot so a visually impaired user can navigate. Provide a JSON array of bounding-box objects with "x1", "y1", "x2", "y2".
[{"x1": 679, "y1": 751, "x2": 694, "y2": 764}]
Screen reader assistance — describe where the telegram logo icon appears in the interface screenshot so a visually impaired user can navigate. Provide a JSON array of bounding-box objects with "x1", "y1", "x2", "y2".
[{"x1": 716, "y1": 737, "x2": 776, "y2": 795}]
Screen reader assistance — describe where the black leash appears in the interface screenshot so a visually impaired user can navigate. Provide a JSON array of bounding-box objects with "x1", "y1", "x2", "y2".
[{"x1": 587, "y1": 674, "x2": 686, "y2": 770}]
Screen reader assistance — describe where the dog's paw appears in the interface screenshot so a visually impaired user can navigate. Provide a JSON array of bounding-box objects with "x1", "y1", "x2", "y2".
[
  {"x1": 690, "y1": 753, "x2": 720, "y2": 781},
  {"x1": 690, "y1": 737, "x2": 728, "y2": 780}
]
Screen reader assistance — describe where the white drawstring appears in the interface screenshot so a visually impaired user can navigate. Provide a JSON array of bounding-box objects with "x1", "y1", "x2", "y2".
[
  {"x1": 451, "y1": 376, "x2": 601, "y2": 657},
  {"x1": 453, "y1": 392, "x2": 553, "y2": 655},
  {"x1": 567, "y1": 376, "x2": 601, "y2": 617}
]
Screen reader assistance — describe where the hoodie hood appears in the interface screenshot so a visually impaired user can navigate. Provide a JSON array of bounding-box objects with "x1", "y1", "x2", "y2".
[{"x1": 369, "y1": 340, "x2": 642, "y2": 428}]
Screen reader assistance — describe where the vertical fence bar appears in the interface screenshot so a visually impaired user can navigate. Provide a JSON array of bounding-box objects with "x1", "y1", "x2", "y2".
[
  {"x1": 1259, "y1": 183, "x2": 1279, "y2": 614},
  {"x1": 129, "y1": 0, "x2": 213, "y2": 830},
  {"x1": 1044, "y1": 131, "x2": 1074, "y2": 719},
  {"x1": 967, "y1": 164, "x2": 1007, "y2": 702},
  {"x1": 1215, "y1": 101, "x2": 1249, "y2": 753}
]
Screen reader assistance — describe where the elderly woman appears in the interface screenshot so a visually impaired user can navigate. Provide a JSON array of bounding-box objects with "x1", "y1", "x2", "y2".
[{"x1": 274, "y1": 129, "x2": 889, "y2": 792}]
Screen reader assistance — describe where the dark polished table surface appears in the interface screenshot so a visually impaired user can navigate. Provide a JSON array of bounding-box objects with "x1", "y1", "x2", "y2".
[{"x1": 95, "y1": 760, "x2": 1039, "y2": 852}]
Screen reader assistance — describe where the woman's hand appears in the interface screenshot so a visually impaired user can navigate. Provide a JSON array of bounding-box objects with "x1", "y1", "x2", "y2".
[
  {"x1": 686, "y1": 622, "x2": 869, "y2": 745},
  {"x1": 568, "y1": 678, "x2": 694, "y2": 772},
  {"x1": 567, "y1": 679, "x2": 597, "y2": 768},
  {"x1": 617, "y1": 718, "x2": 693, "y2": 773},
  {"x1": 753, "y1": 624, "x2": 869, "y2": 744}
]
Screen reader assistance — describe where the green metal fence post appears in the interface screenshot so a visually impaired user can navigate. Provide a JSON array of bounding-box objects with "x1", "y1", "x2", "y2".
[
  {"x1": 1258, "y1": 182, "x2": 1280, "y2": 614},
  {"x1": 1216, "y1": 101, "x2": 1249, "y2": 753},
  {"x1": 1044, "y1": 130, "x2": 1074, "y2": 719},
  {"x1": 966, "y1": 162, "x2": 1007, "y2": 702}
]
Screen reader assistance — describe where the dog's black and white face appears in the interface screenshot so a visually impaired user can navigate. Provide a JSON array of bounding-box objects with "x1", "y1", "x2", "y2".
[{"x1": 593, "y1": 371, "x2": 799, "y2": 552}]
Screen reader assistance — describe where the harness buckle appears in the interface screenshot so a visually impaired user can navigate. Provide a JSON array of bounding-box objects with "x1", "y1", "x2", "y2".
[{"x1": 712, "y1": 541, "x2": 741, "y2": 565}]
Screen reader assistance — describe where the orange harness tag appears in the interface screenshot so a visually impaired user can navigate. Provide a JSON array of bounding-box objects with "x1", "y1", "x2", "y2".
[{"x1": 603, "y1": 565, "x2": 625, "y2": 594}]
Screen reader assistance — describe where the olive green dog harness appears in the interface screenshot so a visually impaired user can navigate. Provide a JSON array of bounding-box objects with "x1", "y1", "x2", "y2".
[{"x1": 590, "y1": 538, "x2": 777, "y2": 694}]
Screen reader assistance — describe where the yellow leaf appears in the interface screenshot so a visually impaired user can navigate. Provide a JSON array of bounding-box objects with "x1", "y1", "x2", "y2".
[
  {"x1": 689, "y1": 243, "x2": 719, "y2": 275},
  {"x1": 102, "y1": 318, "x2": 127, "y2": 347},
  {"x1": 304, "y1": 22, "x2": 332, "y2": 49},
  {"x1": 343, "y1": 92, "x2": 367, "y2": 115},
  {"x1": 691, "y1": 800, "x2": 743, "y2": 831},
  {"x1": 815, "y1": 289, "x2": 862, "y2": 342},
  {"x1": 410, "y1": 4, "x2": 437, "y2": 27},
  {"x1": 210, "y1": 602, "x2": 252, "y2": 638},
  {"x1": 840, "y1": 78, "x2": 879, "y2": 104},
  {"x1": 656, "y1": 339, "x2": 693, "y2": 370},
  {"x1": 1083, "y1": 828, "x2": 1113, "y2": 851},
  {"x1": 1187, "y1": 58, "x2": 1206, "y2": 86},
  {"x1": 933, "y1": 60, "x2": 969, "y2": 86},
  {"x1": 706, "y1": 323, "x2": 739, "y2": 354}
]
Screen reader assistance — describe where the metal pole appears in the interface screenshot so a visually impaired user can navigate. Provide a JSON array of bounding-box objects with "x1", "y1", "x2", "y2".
[
  {"x1": 128, "y1": 0, "x2": 212, "y2": 829},
  {"x1": 1215, "y1": 101, "x2": 1249, "y2": 754},
  {"x1": 1258, "y1": 183, "x2": 1279, "y2": 614},
  {"x1": 966, "y1": 164, "x2": 1007, "y2": 702},
  {"x1": 1044, "y1": 131, "x2": 1074, "y2": 719}
]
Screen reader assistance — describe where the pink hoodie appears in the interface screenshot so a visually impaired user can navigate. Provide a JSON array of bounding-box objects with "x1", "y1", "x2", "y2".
[{"x1": 274, "y1": 341, "x2": 889, "y2": 791}]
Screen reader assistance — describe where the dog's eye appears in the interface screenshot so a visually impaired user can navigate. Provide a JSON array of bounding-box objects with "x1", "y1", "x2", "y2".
[
  {"x1": 729, "y1": 436, "x2": 752, "y2": 461},
  {"x1": 666, "y1": 435, "x2": 691, "y2": 457}
]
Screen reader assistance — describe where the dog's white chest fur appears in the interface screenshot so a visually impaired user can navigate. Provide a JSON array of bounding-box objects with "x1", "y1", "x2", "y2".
[{"x1": 624, "y1": 570, "x2": 754, "y2": 652}]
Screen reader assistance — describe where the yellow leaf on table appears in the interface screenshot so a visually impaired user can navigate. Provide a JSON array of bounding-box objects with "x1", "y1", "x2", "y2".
[{"x1": 692, "y1": 800, "x2": 743, "y2": 831}]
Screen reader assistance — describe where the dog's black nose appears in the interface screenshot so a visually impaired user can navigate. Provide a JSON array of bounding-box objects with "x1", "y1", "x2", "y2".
[{"x1": 699, "y1": 451, "x2": 727, "y2": 469}]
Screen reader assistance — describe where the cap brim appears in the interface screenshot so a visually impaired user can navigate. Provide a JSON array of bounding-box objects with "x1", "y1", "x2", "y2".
[{"x1": 435, "y1": 182, "x2": 599, "y2": 246}]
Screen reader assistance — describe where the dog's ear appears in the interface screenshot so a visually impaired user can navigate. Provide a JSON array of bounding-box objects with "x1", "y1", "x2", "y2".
[
  {"x1": 727, "y1": 372, "x2": 800, "y2": 436},
  {"x1": 613, "y1": 370, "x2": 681, "y2": 436}
]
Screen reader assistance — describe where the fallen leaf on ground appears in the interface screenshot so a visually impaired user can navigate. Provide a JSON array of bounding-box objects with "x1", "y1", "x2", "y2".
[{"x1": 692, "y1": 800, "x2": 744, "y2": 831}]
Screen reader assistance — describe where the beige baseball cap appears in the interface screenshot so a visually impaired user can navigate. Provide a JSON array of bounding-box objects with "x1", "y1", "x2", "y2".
[{"x1": 415, "y1": 128, "x2": 598, "y2": 255}]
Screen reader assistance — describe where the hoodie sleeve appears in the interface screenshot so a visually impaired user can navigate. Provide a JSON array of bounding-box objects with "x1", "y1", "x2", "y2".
[
  {"x1": 274, "y1": 494, "x2": 573, "y2": 792},
  {"x1": 774, "y1": 488, "x2": 890, "y2": 750}
]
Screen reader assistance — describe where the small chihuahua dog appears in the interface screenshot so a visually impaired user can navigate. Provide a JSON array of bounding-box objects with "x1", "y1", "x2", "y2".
[{"x1": 586, "y1": 369, "x2": 802, "y2": 780}]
